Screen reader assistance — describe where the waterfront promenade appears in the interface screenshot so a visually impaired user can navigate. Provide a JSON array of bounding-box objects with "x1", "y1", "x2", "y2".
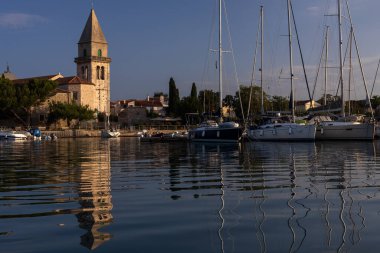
[{"x1": 41, "y1": 125, "x2": 189, "y2": 138}]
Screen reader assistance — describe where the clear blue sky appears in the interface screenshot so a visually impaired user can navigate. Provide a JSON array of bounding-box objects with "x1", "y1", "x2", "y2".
[{"x1": 1, "y1": 0, "x2": 380, "y2": 101}]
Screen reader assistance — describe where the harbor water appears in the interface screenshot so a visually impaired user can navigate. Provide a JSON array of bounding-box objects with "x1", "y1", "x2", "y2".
[{"x1": 1, "y1": 138, "x2": 380, "y2": 252}]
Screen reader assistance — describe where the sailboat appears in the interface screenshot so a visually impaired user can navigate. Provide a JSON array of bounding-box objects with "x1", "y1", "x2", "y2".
[
  {"x1": 248, "y1": 1, "x2": 316, "y2": 141},
  {"x1": 188, "y1": 0, "x2": 243, "y2": 143},
  {"x1": 313, "y1": 0, "x2": 375, "y2": 140},
  {"x1": 101, "y1": 114, "x2": 120, "y2": 138}
]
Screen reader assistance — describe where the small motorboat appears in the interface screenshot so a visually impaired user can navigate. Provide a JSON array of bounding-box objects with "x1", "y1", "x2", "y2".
[
  {"x1": 0, "y1": 130, "x2": 28, "y2": 140},
  {"x1": 101, "y1": 129, "x2": 120, "y2": 138}
]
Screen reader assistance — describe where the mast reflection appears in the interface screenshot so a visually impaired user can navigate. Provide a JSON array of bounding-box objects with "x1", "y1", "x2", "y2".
[{"x1": 244, "y1": 141, "x2": 375, "y2": 252}]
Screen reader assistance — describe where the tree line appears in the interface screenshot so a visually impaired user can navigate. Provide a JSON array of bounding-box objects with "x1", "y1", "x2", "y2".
[
  {"x1": 0, "y1": 76, "x2": 95, "y2": 127},
  {"x1": 166, "y1": 77, "x2": 291, "y2": 121},
  {"x1": 166, "y1": 77, "x2": 380, "y2": 121}
]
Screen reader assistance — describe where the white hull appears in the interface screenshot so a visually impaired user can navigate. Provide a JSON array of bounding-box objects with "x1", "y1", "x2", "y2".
[
  {"x1": 101, "y1": 130, "x2": 120, "y2": 138},
  {"x1": 0, "y1": 131, "x2": 28, "y2": 139},
  {"x1": 248, "y1": 123, "x2": 316, "y2": 141},
  {"x1": 316, "y1": 122, "x2": 374, "y2": 140},
  {"x1": 376, "y1": 125, "x2": 380, "y2": 138}
]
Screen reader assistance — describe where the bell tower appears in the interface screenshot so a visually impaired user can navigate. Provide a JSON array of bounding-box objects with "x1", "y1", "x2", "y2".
[{"x1": 75, "y1": 9, "x2": 111, "y2": 114}]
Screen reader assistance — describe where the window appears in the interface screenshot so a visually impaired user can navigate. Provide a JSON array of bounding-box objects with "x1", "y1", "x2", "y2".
[
  {"x1": 83, "y1": 49, "x2": 87, "y2": 57},
  {"x1": 98, "y1": 49, "x2": 102, "y2": 57},
  {"x1": 81, "y1": 66, "x2": 85, "y2": 76},
  {"x1": 73, "y1": 92, "x2": 78, "y2": 100},
  {"x1": 39, "y1": 114, "x2": 45, "y2": 122},
  {"x1": 101, "y1": 66, "x2": 105, "y2": 80},
  {"x1": 84, "y1": 66, "x2": 88, "y2": 80},
  {"x1": 97, "y1": 66, "x2": 100, "y2": 79}
]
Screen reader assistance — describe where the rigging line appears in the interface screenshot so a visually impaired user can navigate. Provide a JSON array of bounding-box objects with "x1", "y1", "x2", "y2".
[
  {"x1": 248, "y1": 9, "x2": 262, "y2": 121},
  {"x1": 311, "y1": 30, "x2": 327, "y2": 100},
  {"x1": 333, "y1": 31, "x2": 351, "y2": 100},
  {"x1": 346, "y1": 3, "x2": 374, "y2": 118},
  {"x1": 268, "y1": 1, "x2": 286, "y2": 93},
  {"x1": 370, "y1": 58, "x2": 380, "y2": 98},
  {"x1": 222, "y1": 0, "x2": 245, "y2": 122},
  {"x1": 290, "y1": 1, "x2": 312, "y2": 103},
  {"x1": 201, "y1": 0, "x2": 218, "y2": 114}
]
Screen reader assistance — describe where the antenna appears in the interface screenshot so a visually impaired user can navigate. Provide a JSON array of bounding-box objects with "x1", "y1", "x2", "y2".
[{"x1": 91, "y1": 0, "x2": 94, "y2": 9}]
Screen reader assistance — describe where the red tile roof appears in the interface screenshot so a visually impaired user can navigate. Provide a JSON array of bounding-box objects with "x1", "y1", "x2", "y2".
[
  {"x1": 56, "y1": 76, "x2": 94, "y2": 85},
  {"x1": 12, "y1": 74, "x2": 61, "y2": 85},
  {"x1": 54, "y1": 88, "x2": 72, "y2": 94},
  {"x1": 135, "y1": 100, "x2": 163, "y2": 107}
]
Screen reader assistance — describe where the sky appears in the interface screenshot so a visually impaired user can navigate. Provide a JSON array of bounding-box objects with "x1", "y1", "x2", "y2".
[{"x1": 1, "y1": 0, "x2": 380, "y2": 102}]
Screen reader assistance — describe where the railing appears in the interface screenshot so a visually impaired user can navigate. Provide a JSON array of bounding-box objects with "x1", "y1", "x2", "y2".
[
  {"x1": 74, "y1": 56, "x2": 112, "y2": 63},
  {"x1": 128, "y1": 125, "x2": 191, "y2": 131}
]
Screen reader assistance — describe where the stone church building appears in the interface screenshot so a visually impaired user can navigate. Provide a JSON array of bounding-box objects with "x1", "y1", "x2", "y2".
[{"x1": 4, "y1": 8, "x2": 111, "y2": 125}]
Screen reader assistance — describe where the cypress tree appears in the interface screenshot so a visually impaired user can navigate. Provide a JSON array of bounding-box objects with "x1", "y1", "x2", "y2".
[{"x1": 168, "y1": 77, "x2": 180, "y2": 116}]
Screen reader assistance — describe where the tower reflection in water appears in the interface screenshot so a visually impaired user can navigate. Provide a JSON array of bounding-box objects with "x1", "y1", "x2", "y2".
[{"x1": 75, "y1": 140, "x2": 113, "y2": 250}]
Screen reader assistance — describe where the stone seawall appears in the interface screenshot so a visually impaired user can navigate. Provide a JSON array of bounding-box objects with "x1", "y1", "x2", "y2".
[{"x1": 42, "y1": 129, "x2": 183, "y2": 138}]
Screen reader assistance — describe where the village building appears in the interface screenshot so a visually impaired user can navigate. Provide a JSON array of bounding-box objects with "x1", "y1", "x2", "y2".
[{"x1": 295, "y1": 100, "x2": 321, "y2": 114}]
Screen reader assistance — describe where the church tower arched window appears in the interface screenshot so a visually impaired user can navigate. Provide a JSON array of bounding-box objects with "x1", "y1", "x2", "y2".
[
  {"x1": 97, "y1": 66, "x2": 100, "y2": 80},
  {"x1": 101, "y1": 66, "x2": 105, "y2": 80},
  {"x1": 83, "y1": 49, "x2": 87, "y2": 57},
  {"x1": 98, "y1": 49, "x2": 102, "y2": 57},
  {"x1": 84, "y1": 66, "x2": 88, "y2": 80},
  {"x1": 81, "y1": 66, "x2": 85, "y2": 77}
]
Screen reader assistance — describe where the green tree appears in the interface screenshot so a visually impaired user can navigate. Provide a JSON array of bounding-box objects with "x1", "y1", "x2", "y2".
[
  {"x1": 198, "y1": 89, "x2": 220, "y2": 116},
  {"x1": 270, "y1": 96, "x2": 289, "y2": 112},
  {"x1": 233, "y1": 85, "x2": 270, "y2": 120},
  {"x1": 0, "y1": 76, "x2": 16, "y2": 111},
  {"x1": 188, "y1": 82, "x2": 200, "y2": 113},
  {"x1": 371, "y1": 95, "x2": 380, "y2": 110},
  {"x1": 168, "y1": 77, "x2": 180, "y2": 116},
  {"x1": 48, "y1": 102, "x2": 95, "y2": 127},
  {"x1": 223, "y1": 94, "x2": 234, "y2": 107},
  {"x1": 15, "y1": 79, "x2": 57, "y2": 126}
]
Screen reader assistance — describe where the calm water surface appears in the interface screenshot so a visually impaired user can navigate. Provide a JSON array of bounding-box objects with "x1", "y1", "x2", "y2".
[{"x1": 1, "y1": 138, "x2": 380, "y2": 252}]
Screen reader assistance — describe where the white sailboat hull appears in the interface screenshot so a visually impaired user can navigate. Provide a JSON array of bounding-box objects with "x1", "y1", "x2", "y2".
[
  {"x1": 101, "y1": 130, "x2": 120, "y2": 138},
  {"x1": 316, "y1": 122, "x2": 374, "y2": 140},
  {"x1": 0, "y1": 131, "x2": 28, "y2": 139},
  {"x1": 248, "y1": 123, "x2": 316, "y2": 141}
]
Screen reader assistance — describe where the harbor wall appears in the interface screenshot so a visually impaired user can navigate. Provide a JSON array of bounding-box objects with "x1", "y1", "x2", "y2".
[{"x1": 41, "y1": 129, "x2": 186, "y2": 138}]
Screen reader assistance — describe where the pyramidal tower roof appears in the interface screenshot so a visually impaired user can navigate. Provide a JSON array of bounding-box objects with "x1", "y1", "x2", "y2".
[{"x1": 79, "y1": 9, "x2": 107, "y2": 44}]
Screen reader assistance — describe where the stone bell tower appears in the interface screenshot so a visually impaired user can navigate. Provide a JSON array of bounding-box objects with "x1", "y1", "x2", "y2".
[{"x1": 75, "y1": 9, "x2": 111, "y2": 114}]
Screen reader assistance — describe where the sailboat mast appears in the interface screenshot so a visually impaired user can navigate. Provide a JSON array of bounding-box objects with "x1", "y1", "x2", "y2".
[
  {"x1": 324, "y1": 26, "x2": 329, "y2": 106},
  {"x1": 338, "y1": 0, "x2": 345, "y2": 117},
  {"x1": 287, "y1": 0, "x2": 295, "y2": 123},
  {"x1": 348, "y1": 27, "x2": 353, "y2": 116},
  {"x1": 219, "y1": 0, "x2": 223, "y2": 121},
  {"x1": 260, "y1": 6, "x2": 264, "y2": 115}
]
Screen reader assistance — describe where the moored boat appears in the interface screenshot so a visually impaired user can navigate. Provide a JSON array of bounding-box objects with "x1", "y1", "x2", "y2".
[
  {"x1": 0, "y1": 130, "x2": 28, "y2": 140},
  {"x1": 188, "y1": 0, "x2": 243, "y2": 143},
  {"x1": 188, "y1": 121, "x2": 243, "y2": 143},
  {"x1": 247, "y1": 0, "x2": 316, "y2": 142},
  {"x1": 317, "y1": 121, "x2": 374, "y2": 140},
  {"x1": 249, "y1": 123, "x2": 316, "y2": 141},
  {"x1": 101, "y1": 129, "x2": 120, "y2": 138}
]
